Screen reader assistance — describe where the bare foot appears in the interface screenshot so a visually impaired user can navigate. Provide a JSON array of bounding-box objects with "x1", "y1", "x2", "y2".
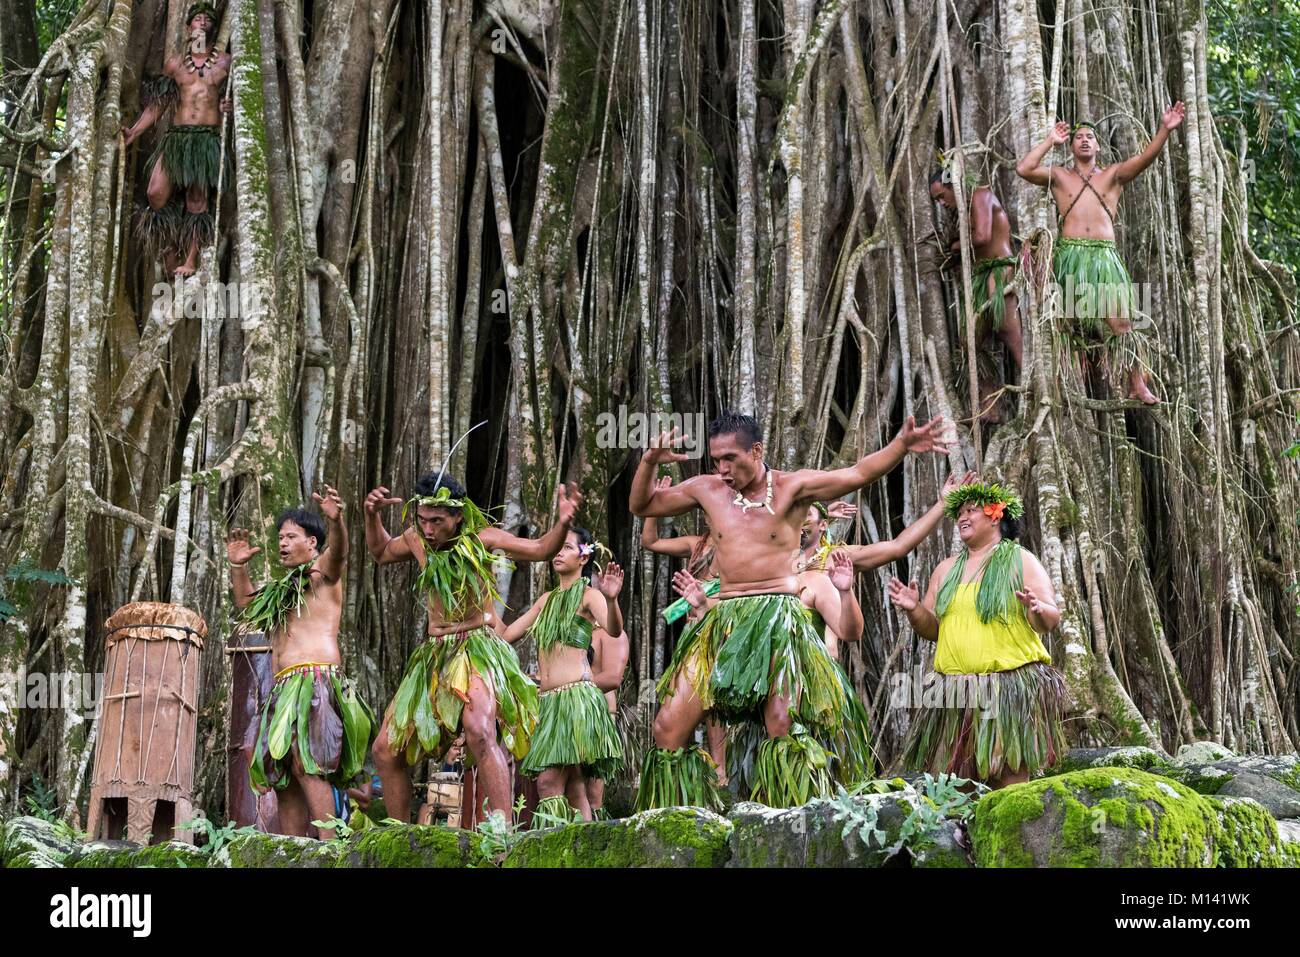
[
  {"x1": 173, "y1": 259, "x2": 197, "y2": 278},
  {"x1": 1128, "y1": 370, "x2": 1159, "y2": 405}
]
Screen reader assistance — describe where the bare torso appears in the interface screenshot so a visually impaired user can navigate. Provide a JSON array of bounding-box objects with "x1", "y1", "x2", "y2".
[
  {"x1": 535, "y1": 587, "x2": 598, "y2": 691},
  {"x1": 405, "y1": 526, "x2": 499, "y2": 637},
  {"x1": 269, "y1": 565, "x2": 344, "y2": 674},
  {"x1": 166, "y1": 52, "x2": 231, "y2": 127},
  {"x1": 693, "y1": 471, "x2": 809, "y2": 598},
  {"x1": 1050, "y1": 165, "x2": 1121, "y2": 241}
]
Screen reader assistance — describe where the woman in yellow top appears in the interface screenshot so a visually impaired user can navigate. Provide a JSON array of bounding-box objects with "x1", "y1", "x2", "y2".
[{"x1": 887, "y1": 481, "x2": 1066, "y2": 788}]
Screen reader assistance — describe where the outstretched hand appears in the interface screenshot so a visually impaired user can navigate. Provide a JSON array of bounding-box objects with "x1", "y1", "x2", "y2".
[
  {"x1": 672, "y1": 569, "x2": 707, "y2": 609},
  {"x1": 644, "y1": 428, "x2": 691, "y2": 466},
  {"x1": 828, "y1": 549, "x2": 855, "y2": 591},
  {"x1": 1051, "y1": 120, "x2": 1071, "y2": 146},
  {"x1": 595, "y1": 561, "x2": 624, "y2": 599},
  {"x1": 1015, "y1": 585, "x2": 1050, "y2": 616},
  {"x1": 887, "y1": 576, "x2": 920, "y2": 612},
  {"x1": 556, "y1": 482, "x2": 583, "y2": 525},
  {"x1": 900, "y1": 415, "x2": 951, "y2": 456},
  {"x1": 312, "y1": 484, "x2": 344, "y2": 522},
  {"x1": 1162, "y1": 101, "x2": 1186, "y2": 131},
  {"x1": 227, "y1": 527, "x2": 261, "y2": 566},
  {"x1": 364, "y1": 486, "x2": 403, "y2": 515},
  {"x1": 826, "y1": 500, "x2": 858, "y2": 521}
]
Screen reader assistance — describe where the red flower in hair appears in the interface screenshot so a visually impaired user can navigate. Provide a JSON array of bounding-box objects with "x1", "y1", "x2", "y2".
[{"x1": 983, "y1": 502, "x2": 1006, "y2": 521}]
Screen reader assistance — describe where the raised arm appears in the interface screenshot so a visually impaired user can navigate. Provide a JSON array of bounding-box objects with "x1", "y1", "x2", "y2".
[
  {"x1": 887, "y1": 556, "x2": 949, "y2": 643},
  {"x1": 503, "y1": 593, "x2": 547, "y2": 644},
  {"x1": 1016, "y1": 121, "x2": 1069, "y2": 186},
  {"x1": 226, "y1": 528, "x2": 261, "y2": 611},
  {"x1": 1111, "y1": 103, "x2": 1184, "y2": 184},
  {"x1": 630, "y1": 429, "x2": 703, "y2": 517},
  {"x1": 311, "y1": 485, "x2": 347, "y2": 584},
  {"x1": 1014, "y1": 549, "x2": 1062, "y2": 634},
  {"x1": 479, "y1": 482, "x2": 581, "y2": 562},
  {"x1": 590, "y1": 629, "x2": 630, "y2": 693},
  {"x1": 640, "y1": 476, "x2": 701, "y2": 556},
  {"x1": 790, "y1": 415, "x2": 949, "y2": 502},
  {"x1": 591, "y1": 562, "x2": 625, "y2": 637},
  {"x1": 845, "y1": 470, "x2": 973, "y2": 571},
  {"x1": 827, "y1": 551, "x2": 864, "y2": 643},
  {"x1": 363, "y1": 486, "x2": 415, "y2": 564}
]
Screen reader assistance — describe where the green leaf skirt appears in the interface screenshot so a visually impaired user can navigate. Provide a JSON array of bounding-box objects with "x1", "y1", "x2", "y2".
[
  {"x1": 657, "y1": 593, "x2": 848, "y2": 736},
  {"x1": 148, "y1": 124, "x2": 227, "y2": 192},
  {"x1": 1052, "y1": 237, "x2": 1139, "y2": 333},
  {"x1": 521, "y1": 678, "x2": 623, "y2": 780},
  {"x1": 972, "y1": 255, "x2": 1018, "y2": 332},
  {"x1": 250, "y1": 663, "x2": 377, "y2": 791},
  {"x1": 634, "y1": 746, "x2": 727, "y2": 812},
  {"x1": 384, "y1": 626, "x2": 539, "y2": 767},
  {"x1": 894, "y1": 660, "x2": 1067, "y2": 781}
]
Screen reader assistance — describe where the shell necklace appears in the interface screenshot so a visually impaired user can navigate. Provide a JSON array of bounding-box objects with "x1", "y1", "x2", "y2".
[{"x1": 733, "y1": 468, "x2": 774, "y2": 515}]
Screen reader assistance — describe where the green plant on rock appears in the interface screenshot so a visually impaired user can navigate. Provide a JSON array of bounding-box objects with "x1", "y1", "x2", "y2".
[
  {"x1": 471, "y1": 795, "x2": 528, "y2": 867},
  {"x1": 23, "y1": 773, "x2": 59, "y2": 822},
  {"x1": 821, "y1": 773, "x2": 984, "y2": 862},
  {"x1": 181, "y1": 816, "x2": 260, "y2": 857}
]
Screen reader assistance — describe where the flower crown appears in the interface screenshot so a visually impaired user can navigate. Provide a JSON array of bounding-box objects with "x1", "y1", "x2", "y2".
[{"x1": 943, "y1": 481, "x2": 1025, "y2": 522}]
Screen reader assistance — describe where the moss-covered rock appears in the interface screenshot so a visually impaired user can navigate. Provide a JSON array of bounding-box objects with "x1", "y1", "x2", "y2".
[
  {"x1": 337, "y1": 824, "x2": 483, "y2": 868},
  {"x1": 69, "y1": 839, "x2": 208, "y2": 869},
  {"x1": 1, "y1": 816, "x2": 76, "y2": 868},
  {"x1": 725, "y1": 792, "x2": 920, "y2": 868},
  {"x1": 1049, "y1": 747, "x2": 1166, "y2": 775},
  {"x1": 212, "y1": 832, "x2": 346, "y2": 868},
  {"x1": 1210, "y1": 797, "x2": 1292, "y2": 868},
  {"x1": 1156, "y1": 754, "x2": 1298, "y2": 796},
  {"x1": 1172, "y1": 742, "x2": 1235, "y2": 766},
  {"x1": 503, "y1": 808, "x2": 732, "y2": 868},
  {"x1": 1216, "y1": 772, "x2": 1300, "y2": 819},
  {"x1": 911, "y1": 819, "x2": 974, "y2": 869},
  {"x1": 1276, "y1": 821, "x2": 1300, "y2": 868},
  {"x1": 970, "y1": 768, "x2": 1220, "y2": 867}
]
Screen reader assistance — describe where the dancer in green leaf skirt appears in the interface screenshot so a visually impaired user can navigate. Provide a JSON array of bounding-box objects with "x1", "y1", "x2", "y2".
[
  {"x1": 630, "y1": 410, "x2": 950, "y2": 810},
  {"x1": 505, "y1": 527, "x2": 628, "y2": 822},
  {"x1": 888, "y1": 481, "x2": 1067, "y2": 788},
  {"x1": 363, "y1": 470, "x2": 581, "y2": 823},
  {"x1": 229, "y1": 486, "x2": 376, "y2": 838}
]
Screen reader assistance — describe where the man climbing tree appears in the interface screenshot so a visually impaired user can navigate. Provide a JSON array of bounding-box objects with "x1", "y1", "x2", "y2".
[
  {"x1": 123, "y1": 3, "x2": 230, "y2": 277},
  {"x1": 930, "y1": 170, "x2": 1022, "y2": 422},
  {"x1": 1016, "y1": 107, "x2": 1186, "y2": 404}
]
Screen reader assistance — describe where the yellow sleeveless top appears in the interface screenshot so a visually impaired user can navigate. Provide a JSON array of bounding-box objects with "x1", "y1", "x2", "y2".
[{"x1": 934, "y1": 582, "x2": 1051, "y2": 675}]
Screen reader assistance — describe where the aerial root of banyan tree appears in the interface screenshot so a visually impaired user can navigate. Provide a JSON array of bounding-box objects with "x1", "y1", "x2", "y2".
[{"x1": 0, "y1": 0, "x2": 1295, "y2": 820}]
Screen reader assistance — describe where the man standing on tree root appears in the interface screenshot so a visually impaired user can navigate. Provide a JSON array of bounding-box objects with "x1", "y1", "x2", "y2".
[
  {"x1": 929, "y1": 171, "x2": 1022, "y2": 423},
  {"x1": 630, "y1": 411, "x2": 950, "y2": 810},
  {"x1": 364, "y1": 472, "x2": 582, "y2": 822},
  {"x1": 1016, "y1": 106, "x2": 1185, "y2": 404},
  {"x1": 228, "y1": 489, "x2": 377, "y2": 838},
  {"x1": 123, "y1": 3, "x2": 231, "y2": 277}
]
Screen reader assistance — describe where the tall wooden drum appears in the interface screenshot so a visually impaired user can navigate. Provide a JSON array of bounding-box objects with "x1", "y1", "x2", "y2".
[
  {"x1": 87, "y1": 602, "x2": 205, "y2": 844},
  {"x1": 225, "y1": 629, "x2": 280, "y2": 831}
]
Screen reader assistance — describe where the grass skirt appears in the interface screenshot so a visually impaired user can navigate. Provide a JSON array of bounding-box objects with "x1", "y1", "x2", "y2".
[
  {"x1": 1053, "y1": 238, "x2": 1139, "y2": 332},
  {"x1": 521, "y1": 678, "x2": 623, "y2": 780},
  {"x1": 149, "y1": 124, "x2": 225, "y2": 192},
  {"x1": 250, "y1": 664, "x2": 376, "y2": 791},
  {"x1": 972, "y1": 255, "x2": 1017, "y2": 332},
  {"x1": 894, "y1": 661, "x2": 1067, "y2": 781},
  {"x1": 385, "y1": 626, "x2": 539, "y2": 766},
  {"x1": 657, "y1": 593, "x2": 848, "y2": 735},
  {"x1": 634, "y1": 746, "x2": 726, "y2": 812}
]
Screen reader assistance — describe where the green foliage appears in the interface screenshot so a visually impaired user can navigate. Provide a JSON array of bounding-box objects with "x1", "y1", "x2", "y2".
[
  {"x1": 823, "y1": 773, "x2": 985, "y2": 862},
  {"x1": 180, "y1": 816, "x2": 260, "y2": 856},
  {"x1": 1208, "y1": 0, "x2": 1300, "y2": 274},
  {"x1": 0, "y1": 561, "x2": 72, "y2": 623},
  {"x1": 471, "y1": 795, "x2": 528, "y2": 866},
  {"x1": 22, "y1": 772, "x2": 58, "y2": 822}
]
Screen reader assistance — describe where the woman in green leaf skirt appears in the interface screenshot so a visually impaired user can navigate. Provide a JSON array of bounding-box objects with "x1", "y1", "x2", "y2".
[
  {"x1": 506, "y1": 527, "x2": 627, "y2": 822},
  {"x1": 887, "y1": 482, "x2": 1067, "y2": 788}
]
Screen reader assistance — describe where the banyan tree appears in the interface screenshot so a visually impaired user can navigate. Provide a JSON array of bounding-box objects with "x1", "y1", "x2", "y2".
[{"x1": 1, "y1": 0, "x2": 1296, "y2": 820}]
